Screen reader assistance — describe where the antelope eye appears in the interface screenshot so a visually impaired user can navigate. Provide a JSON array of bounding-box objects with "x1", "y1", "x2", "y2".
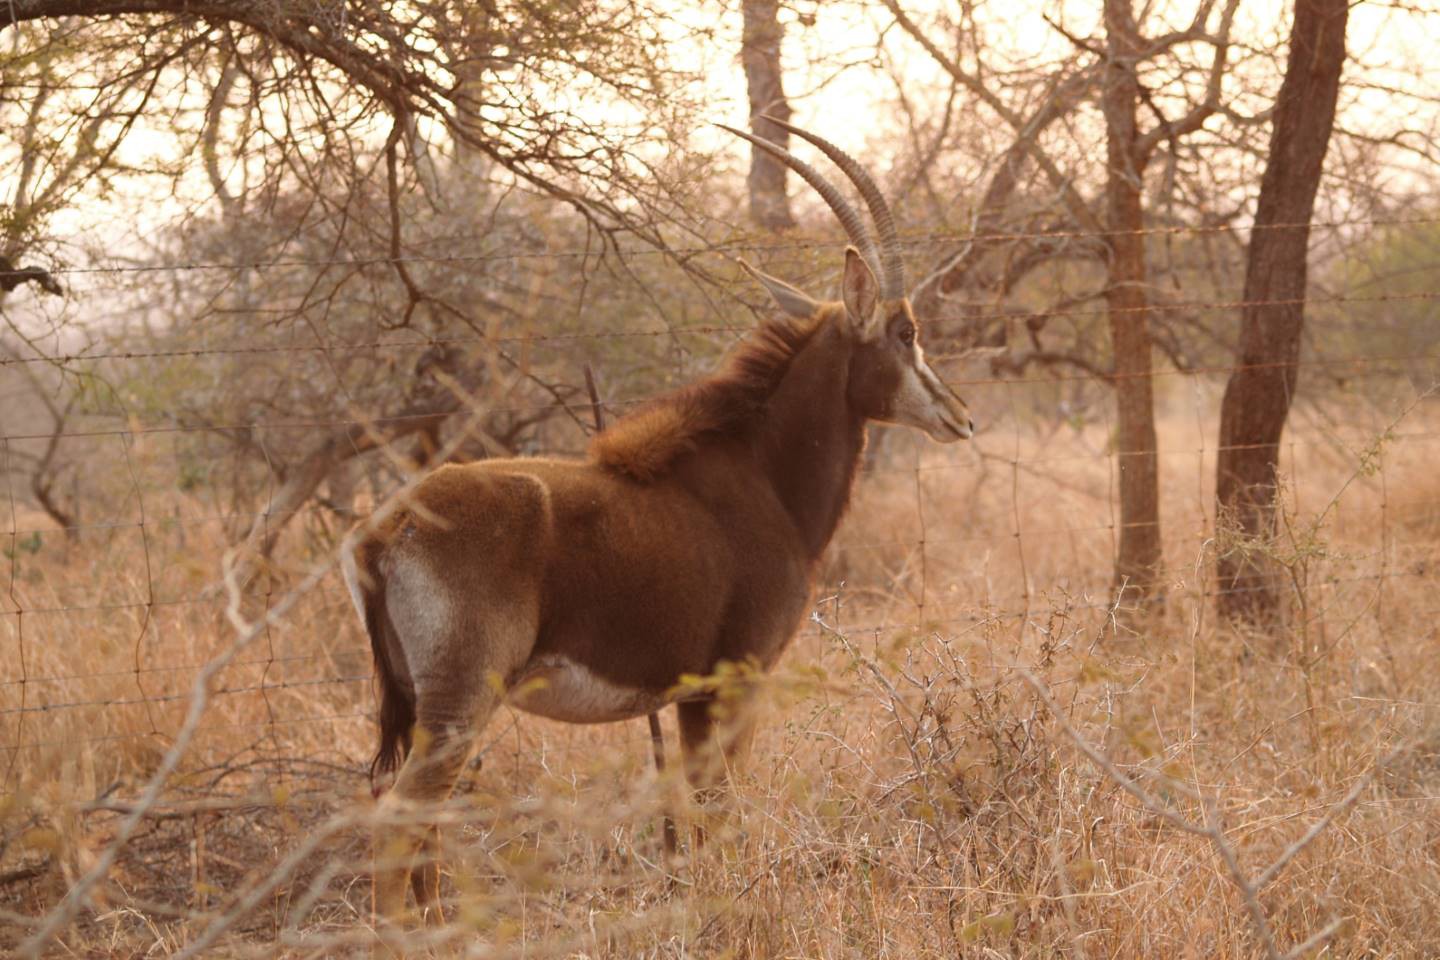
[{"x1": 897, "y1": 323, "x2": 916, "y2": 346}]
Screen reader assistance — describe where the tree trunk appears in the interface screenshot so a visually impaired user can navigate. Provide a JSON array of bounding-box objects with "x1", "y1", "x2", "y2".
[
  {"x1": 1103, "y1": 0, "x2": 1163, "y2": 602},
  {"x1": 1215, "y1": 0, "x2": 1348, "y2": 624},
  {"x1": 740, "y1": 0, "x2": 795, "y2": 231}
]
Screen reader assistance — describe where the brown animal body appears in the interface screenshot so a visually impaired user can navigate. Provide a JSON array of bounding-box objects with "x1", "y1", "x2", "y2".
[{"x1": 344, "y1": 121, "x2": 975, "y2": 932}]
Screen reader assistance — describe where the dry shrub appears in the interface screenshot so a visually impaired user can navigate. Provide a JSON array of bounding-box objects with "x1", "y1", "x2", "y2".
[{"x1": 3, "y1": 402, "x2": 1440, "y2": 957}]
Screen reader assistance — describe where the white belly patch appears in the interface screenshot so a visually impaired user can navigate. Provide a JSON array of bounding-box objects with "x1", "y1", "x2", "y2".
[{"x1": 507, "y1": 655, "x2": 669, "y2": 723}]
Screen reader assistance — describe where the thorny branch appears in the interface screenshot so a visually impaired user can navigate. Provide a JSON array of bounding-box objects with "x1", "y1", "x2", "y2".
[
  {"x1": 16, "y1": 389, "x2": 504, "y2": 956},
  {"x1": 1021, "y1": 667, "x2": 1392, "y2": 960}
]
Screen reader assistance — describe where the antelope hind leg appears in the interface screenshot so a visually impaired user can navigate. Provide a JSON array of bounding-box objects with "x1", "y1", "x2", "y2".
[
  {"x1": 372, "y1": 720, "x2": 475, "y2": 939},
  {"x1": 372, "y1": 668, "x2": 511, "y2": 947},
  {"x1": 409, "y1": 825, "x2": 443, "y2": 926}
]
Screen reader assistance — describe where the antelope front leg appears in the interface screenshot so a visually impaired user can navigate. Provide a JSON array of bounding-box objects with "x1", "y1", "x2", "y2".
[{"x1": 676, "y1": 692, "x2": 759, "y2": 847}]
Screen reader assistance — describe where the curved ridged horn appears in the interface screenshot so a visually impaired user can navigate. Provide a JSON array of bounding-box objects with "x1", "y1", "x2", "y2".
[
  {"x1": 717, "y1": 122, "x2": 883, "y2": 282},
  {"x1": 760, "y1": 116, "x2": 905, "y2": 300}
]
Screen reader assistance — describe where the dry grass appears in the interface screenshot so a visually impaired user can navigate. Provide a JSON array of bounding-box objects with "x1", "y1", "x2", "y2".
[{"x1": 3, "y1": 392, "x2": 1439, "y2": 958}]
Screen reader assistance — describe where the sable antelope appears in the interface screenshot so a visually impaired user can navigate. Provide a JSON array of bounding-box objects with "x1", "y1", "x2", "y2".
[{"x1": 343, "y1": 118, "x2": 975, "y2": 929}]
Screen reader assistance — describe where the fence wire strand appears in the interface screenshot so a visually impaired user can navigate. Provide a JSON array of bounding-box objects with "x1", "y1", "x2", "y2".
[
  {"x1": 3, "y1": 313, "x2": 1437, "y2": 742},
  {"x1": 22, "y1": 212, "x2": 1440, "y2": 279},
  {"x1": 2, "y1": 219, "x2": 1438, "y2": 959}
]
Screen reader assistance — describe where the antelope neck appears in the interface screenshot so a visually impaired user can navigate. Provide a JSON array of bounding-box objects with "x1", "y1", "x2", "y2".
[{"x1": 752, "y1": 323, "x2": 867, "y2": 558}]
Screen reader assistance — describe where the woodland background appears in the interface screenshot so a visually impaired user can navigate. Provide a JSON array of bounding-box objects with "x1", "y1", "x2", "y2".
[{"x1": 1, "y1": 1, "x2": 1438, "y2": 957}]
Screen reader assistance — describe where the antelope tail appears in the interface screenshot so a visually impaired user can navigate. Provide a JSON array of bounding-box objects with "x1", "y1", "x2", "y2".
[{"x1": 351, "y1": 540, "x2": 415, "y2": 784}]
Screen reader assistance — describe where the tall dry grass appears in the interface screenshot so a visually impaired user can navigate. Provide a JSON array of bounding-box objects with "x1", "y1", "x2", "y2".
[{"x1": 2, "y1": 390, "x2": 1438, "y2": 957}]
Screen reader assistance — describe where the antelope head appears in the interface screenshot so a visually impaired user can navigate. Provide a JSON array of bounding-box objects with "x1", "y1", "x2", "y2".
[{"x1": 720, "y1": 119, "x2": 975, "y2": 442}]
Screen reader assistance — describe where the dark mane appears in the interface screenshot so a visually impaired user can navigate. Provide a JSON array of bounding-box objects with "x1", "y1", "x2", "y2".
[{"x1": 590, "y1": 312, "x2": 827, "y2": 481}]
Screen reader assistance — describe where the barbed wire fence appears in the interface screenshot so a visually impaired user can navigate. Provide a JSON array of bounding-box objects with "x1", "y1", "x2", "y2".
[{"x1": 1, "y1": 216, "x2": 1437, "y2": 955}]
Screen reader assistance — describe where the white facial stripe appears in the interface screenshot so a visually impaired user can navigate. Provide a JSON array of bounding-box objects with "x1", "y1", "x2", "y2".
[
  {"x1": 895, "y1": 363, "x2": 933, "y2": 413},
  {"x1": 887, "y1": 348, "x2": 970, "y2": 439},
  {"x1": 920, "y1": 359, "x2": 949, "y2": 396}
]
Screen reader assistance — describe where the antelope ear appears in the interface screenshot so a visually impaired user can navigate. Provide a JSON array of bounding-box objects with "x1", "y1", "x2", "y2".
[
  {"x1": 840, "y1": 246, "x2": 879, "y2": 337},
  {"x1": 741, "y1": 260, "x2": 819, "y2": 319}
]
